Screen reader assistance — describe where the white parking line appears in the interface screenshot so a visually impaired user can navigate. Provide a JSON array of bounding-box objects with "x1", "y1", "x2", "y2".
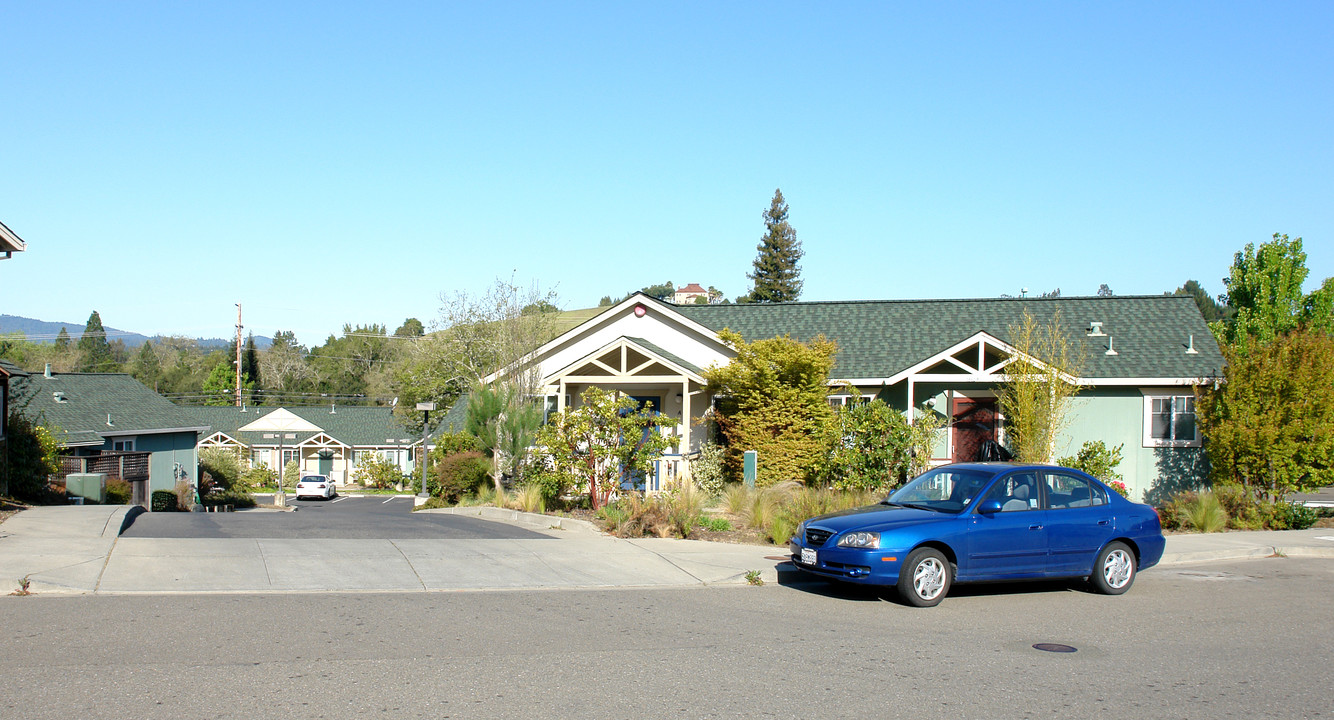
[
  {"x1": 332, "y1": 496, "x2": 348, "y2": 503},
  {"x1": 382, "y1": 497, "x2": 398, "y2": 504}
]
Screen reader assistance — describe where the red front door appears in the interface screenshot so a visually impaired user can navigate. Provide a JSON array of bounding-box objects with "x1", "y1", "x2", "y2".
[{"x1": 952, "y1": 398, "x2": 998, "y2": 462}]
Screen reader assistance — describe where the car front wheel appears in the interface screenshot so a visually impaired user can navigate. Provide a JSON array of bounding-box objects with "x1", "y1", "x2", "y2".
[
  {"x1": 897, "y1": 547, "x2": 951, "y2": 607},
  {"x1": 1091, "y1": 541, "x2": 1137, "y2": 595}
]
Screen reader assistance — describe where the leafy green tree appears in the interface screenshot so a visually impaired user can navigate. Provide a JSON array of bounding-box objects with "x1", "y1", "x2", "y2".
[
  {"x1": 1197, "y1": 328, "x2": 1334, "y2": 502},
  {"x1": 54, "y1": 327, "x2": 71, "y2": 351},
  {"x1": 77, "y1": 311, "x2": 116, "y2": 372},
  {"x1": 0, "y1": 415, "x2": 62, "y2": 498},
  {"x1": 1217, "y1": 234, "x2": 1330, "y2": 350},
  {"x1": 1056, "y1": 440, "x2": 1125, "y2": 484},
  {"x1": 704, "y1": 329, "x2": 836, "y2": 486},
  {"x1": 1171, "y1": 280, "x2": 1232, "y2": 323},
  {"x1": 201, "y1": 358, "x2": 252, "y2": 406},
  {"x1": 818, "y1": 398, "x2": 942, "y2": 492},
  {"x1": 534, "y1": 387, "x2": 677, "y2": 510},
  {"x1": 1097, "y1": 284, "x2": 1114, "y2": 298},
  {"x1": 394, "y1": 318, "x2": 425, "y2": 337},
  {"x1": 394, "y1": 277, "x2": 558, "y2": 433},
  {"x1": 996, "y1": 309, "x2": 1085, "y2": 462},
  {"x1": 745, "y1": 189, "x2": 803, "y2": 303}
]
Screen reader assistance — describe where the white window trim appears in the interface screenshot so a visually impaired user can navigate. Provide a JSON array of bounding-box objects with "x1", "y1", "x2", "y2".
[{"x1": 1142, "y1": 394, "x2": 1201, "y2": 448}]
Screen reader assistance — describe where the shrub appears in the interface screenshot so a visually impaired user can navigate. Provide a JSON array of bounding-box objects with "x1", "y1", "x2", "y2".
[
  {"x1": 412, "y1": 497, "x2": 451, "y2": 511},
  {"x1": 104, "y1": 478, "x2": 132, "y2": 505},
  {"x1": 201, "y1": 489, "x2": 256, "y2": 508},
  {"x1": 690, "y1": 443, "x2": 727, "y2": 498},
  {"x1": 282, "y1": 460, "x2": 301, "y2": 489},
  {"x1": 1057, "y1": 441, "x2": 1125, "y2": 484},
  {"x1": 354, "y1": 452, "x2": 407, "y2": 490},
  {"x1": 174, "y1": 480, "x2": 195, "y2": 510},
  {"x1": 1214, "y1": 484, "x2": 1272, "y2": 530},
  {"x1": 436, "y1": 451, "x2": 491, "y2": 502},
  {"x1": 198, "y1": 448, "x2": 242, "y2": 490},
  {"x1": 151, "y1": 490, "x2": 178, "y2": 512},
  {"x1": 1158, "y1": 492, "x2": 1195, "y2": 530},
  {"x1": 697, "y1": 516, "x2": 732, "y2": 532},
  {"x1": 1271, "y1": 502, "x2": 1320, "y2": 531},
  {"x1": 240, "y1": 463, "x2": 275, "y2": 491},
  {"x1": 518, "y1": 460, "x2": 571, "y2": 510},
  {"x1": 1184, "y1": 492, "x2": 1228, "y2": 533}
]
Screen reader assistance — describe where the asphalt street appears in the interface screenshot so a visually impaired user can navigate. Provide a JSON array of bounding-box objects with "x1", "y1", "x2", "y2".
[
  {"x1": 1, "y1": 556, "x2": 1330, "y2": 720},
  {"x1": 119, "y1": 495, "x2": 554, "y2": 540}
]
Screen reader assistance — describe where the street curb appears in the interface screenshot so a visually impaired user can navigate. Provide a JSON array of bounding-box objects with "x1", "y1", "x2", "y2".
[
  {"x1": 419, "y1": 506, "x2": 604, "y2": 535},
  {"x1": 1157, "y1": 546, "x2": 1334, "y2": 566}
]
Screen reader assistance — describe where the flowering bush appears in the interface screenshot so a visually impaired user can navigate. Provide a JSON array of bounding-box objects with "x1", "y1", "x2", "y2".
[{"x1": 1107, "y1": 480, "x2": 1130, "y2": 497}]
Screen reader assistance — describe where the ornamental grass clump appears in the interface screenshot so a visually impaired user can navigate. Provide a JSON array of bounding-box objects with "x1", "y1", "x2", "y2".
[{"x1": 1184, "y1": 492, "x2": 1228, "y2": 533}]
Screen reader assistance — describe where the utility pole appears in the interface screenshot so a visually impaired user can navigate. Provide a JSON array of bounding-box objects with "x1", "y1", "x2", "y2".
[{"x1": 235, "y1": 303, "x2": 243, "y2": 407}]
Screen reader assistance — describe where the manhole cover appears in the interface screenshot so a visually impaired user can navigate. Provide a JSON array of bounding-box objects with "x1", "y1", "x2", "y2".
[{"x1": 1032, "y1": 643, "x2": 1077, "y2": 653}]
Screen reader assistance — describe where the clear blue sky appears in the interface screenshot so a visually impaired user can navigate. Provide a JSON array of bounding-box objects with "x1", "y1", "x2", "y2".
[{"x1": 3, "y1": 2, "x2": 1330, "y2": 348}]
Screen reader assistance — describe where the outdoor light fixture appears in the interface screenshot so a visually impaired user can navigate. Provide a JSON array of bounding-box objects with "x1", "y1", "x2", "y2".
[
  {"x1": 416, "y1": 402, "x2": 436, "y2": 499},
  {"x1": 634, "y1": 304, "x2": 647, "y2": 317}
]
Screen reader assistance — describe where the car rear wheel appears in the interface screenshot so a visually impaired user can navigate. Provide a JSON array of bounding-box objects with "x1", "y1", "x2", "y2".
[
  {"x1": 897, "y1": 547, "x2": 951, "y2": 607},
  {"x1": 1091, "y1": 541, "x2": 1136, "y2": 595}
]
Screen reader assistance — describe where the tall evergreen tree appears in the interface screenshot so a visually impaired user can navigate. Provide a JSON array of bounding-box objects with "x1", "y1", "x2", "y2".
[
  {"x1": 243, "y1": 333, "x2": 262, "y2": 404},
  {"x1": 1171, "y1": 280, "x2": 1231, "y2": 323},
  {"x1": 54, "y1": 327, "x2": 71, "y2": 351},
  {"x1": 745, "y1": 189, "x2": 803, "y2": 303},
  {"x1": 76, "y1": 311, "x2": 115, "y2": 372},
  {"x1": 130, "y1": 339, "x2": 162, "y2": 391}
]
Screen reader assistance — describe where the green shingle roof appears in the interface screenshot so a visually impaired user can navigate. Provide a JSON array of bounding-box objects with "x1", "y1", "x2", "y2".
[
  {"x1": 188, "y1": 405, "x2": 420, "y2": 448},
  {"x1": 674, "y1": 295, "x2": 1223, "y2": 380},
  {"x1": 9, "y1": 372, "x2": 208, "y2": 447}
]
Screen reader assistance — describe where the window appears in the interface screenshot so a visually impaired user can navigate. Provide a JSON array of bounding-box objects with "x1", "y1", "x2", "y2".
[
  {"x1": 1044, "y1": 472, "x2": 1107, "y2": 509},
  {"x1": 980, "y1": 472, "x2": 1040, "y2": 512},
  {"x1": 1144, "y1": 395, "x2": 1199, "y2": 447},
  {"x1": 282, "y1": 450, "x2": 298, "y2": 465},
  {"x1": 113, "y1": 439, "x2": 134, "y2": 452}
]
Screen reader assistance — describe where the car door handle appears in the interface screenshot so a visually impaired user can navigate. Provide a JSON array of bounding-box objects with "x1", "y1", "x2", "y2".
[
  {"x1": 1029, "y1": 524, "x2": 1043, "y2": 530},
  {"x1": 1097, "y1": 519, "x2": 1110, "y2": 526}
]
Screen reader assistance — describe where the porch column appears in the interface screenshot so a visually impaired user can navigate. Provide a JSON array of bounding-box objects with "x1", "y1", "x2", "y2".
[
  {"x1": 680, "y1": 379, "x2": 691, "y2": 454},
  {"x1": 907, "y1": 377, "x2": 916, "y2": 420},
  {"x1": 558, "y1": 379, "x2": 567, "y2": 413}
]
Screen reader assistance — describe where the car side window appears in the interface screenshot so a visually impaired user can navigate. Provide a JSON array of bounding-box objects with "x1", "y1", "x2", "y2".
[
  {"x1": 981, "y1": 473, "x2": 1040, "y2": 512},
  {"x1": 1045, "y1": 472, "x2": 1107, "y2": 509}
]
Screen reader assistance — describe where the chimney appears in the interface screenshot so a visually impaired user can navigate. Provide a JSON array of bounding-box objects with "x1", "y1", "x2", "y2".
[{"x1": 44, "y1": 363, "x2": 53, "y2": 378}]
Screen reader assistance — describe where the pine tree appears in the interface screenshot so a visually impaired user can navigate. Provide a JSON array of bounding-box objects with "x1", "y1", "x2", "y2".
[
  {"x1": 243, "y1": 333, "x2": 262, "y2": 404},
  {"x1": 745, "y1": 189, "x2": 804, "y2": 303},
  {"x1": 54, "y1": 327, "x2": 71, "y2": 350},
  {"x1": 76, "y1": 311, "x2": 115, "y2": 372}
]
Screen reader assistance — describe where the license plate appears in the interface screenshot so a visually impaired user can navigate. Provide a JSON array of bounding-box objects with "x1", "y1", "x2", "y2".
[{"x1": 801, "y1": 548, "x2": 817, "y2": 566}]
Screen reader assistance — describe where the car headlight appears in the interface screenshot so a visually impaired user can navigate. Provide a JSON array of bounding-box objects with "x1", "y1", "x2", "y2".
[{"x1": 837, "y1": 531, "x2": 880, "y2": 548}]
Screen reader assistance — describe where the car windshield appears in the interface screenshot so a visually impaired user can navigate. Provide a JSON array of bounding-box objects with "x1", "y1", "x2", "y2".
[
  {"x1": 887, "y1": 468, "x2": 995, "y2": 513},
  {"x1": 300, "y1": 476, "x2": 323, "y2": 483}
]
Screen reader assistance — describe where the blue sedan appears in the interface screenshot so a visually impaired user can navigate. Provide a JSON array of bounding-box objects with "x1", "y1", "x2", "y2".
[{"x1": 788, "y1": 463, "x2": 1165, "y2": 607}]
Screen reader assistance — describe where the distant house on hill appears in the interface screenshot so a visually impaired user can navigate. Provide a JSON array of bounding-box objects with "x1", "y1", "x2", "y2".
[{"x1": 672, "y1": 283, "x2": 708, "y2": 305}]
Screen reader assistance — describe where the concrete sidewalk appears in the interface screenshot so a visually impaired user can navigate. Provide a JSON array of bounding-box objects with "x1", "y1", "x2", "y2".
[{"x1": 1, "y1": 505, "x2": 1332, "y2": 596}]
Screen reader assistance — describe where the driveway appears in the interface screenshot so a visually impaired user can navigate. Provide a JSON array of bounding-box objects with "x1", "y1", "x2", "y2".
[{"x1": 120, "y1": 495, "x2": 553, "y2": 540}]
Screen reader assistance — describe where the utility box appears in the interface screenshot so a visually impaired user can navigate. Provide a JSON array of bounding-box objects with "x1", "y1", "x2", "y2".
[
  {"x1": 743, "y1": 451, "x2": 758, "y2": 488},
  {"x1": 66, "y1": 473, "x2": 107, "y2": 504}
]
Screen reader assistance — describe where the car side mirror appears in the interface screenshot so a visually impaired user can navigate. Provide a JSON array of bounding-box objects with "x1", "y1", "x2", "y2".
[{"x1": 978, "y1": 500, "x2": 1003, "y2": 515}]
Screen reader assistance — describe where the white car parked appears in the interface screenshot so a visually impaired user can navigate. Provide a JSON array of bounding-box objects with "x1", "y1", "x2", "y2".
[{"x1": 295, "y1": 474, "x2": 336, "y2": 500}]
